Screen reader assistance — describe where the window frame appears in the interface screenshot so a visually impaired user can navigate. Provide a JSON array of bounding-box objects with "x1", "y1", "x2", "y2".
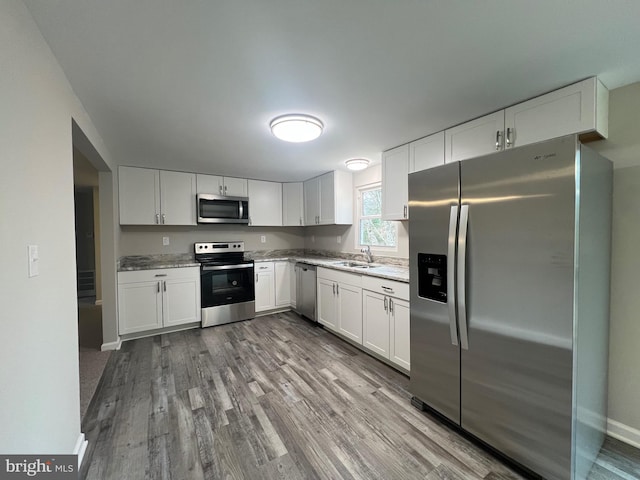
[{"x1": 355, "y1": 182, "x2": 398, "y2": 252}]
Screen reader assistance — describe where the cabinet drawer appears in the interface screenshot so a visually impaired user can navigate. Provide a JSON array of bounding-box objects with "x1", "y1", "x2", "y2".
[
  {"x1": 118, "y1": 267, "x2": 199, "y2": 284},
  {"x1": 317, "y1": 267, "x2": 361, "y2": 287},
  {"x1": 254, "y1": 261, "x2": 274, "y2": 273},
  {"x1": 362, "y1": 276, "x2": 409, "y2": 300}
]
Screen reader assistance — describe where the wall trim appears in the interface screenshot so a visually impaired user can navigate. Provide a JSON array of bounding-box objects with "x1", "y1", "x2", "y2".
[
  {"x1": 607, "y1": 418, "x2": 640, "y2": 449},
  {"x1": 74, "y1": 433, "x2": 88, "y2": 468},
  {"x1": 101, "y1": 338, "x2": 121, "y2": 351}
]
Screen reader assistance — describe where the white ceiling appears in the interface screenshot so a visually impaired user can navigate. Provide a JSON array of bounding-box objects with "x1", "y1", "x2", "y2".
[{"x1": 25, "y1": 0, "x2": 640, "y2": 182}]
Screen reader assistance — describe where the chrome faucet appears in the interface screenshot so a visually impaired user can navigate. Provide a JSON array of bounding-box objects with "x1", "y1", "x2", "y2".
[{"x1": 361, "y1": 245, "x2": 374, "y2": 263}]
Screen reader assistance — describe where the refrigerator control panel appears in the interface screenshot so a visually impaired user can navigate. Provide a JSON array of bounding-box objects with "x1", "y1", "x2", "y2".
[{"x1": 417, "y1": 253, "x2": 447, "y2": 303}]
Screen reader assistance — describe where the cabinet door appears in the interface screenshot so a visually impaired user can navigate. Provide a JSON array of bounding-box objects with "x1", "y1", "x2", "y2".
[
  {"x1": 118, "y1": 281, "x2": 163, "y2": 334},
  {"x1": 160, "y1": 170, "x2": 197, "y2": 225},
  {"x1": 382, "y1": 144, "x2": 410, "y2": 220},
  {"x1": 504, "y1": 77, "x2": 606, "y2": 148},
  {"x1": 163, "y1": 276, "x2": 200, "y2": 327},
  {"x1": 119, "y1": 166, "x2": 160, "y2": 225},
  {"x1": 196, "y1": 174, "x2": 223, "y2": 195},
  {"x1": 275, "y1": 261, "x2": 291, "y2": 307},
  {"x1": 304, "y1": 177, "x2": 320, "y2": 225},
  {"x1": 389, "y1": 298, "x2": 410, "y2": 370},
  {"x1": 337, "y1": 282, "x2": 363, "y2": 344},
  {"x1": 255, "y1": 265, "x2": 275, "y2": 312},
  {"x1": 362, "y1": 290, "x2": 390, "y2": 358},
  {"x1": 445, "y1": 111, "x2": 505, "y2": 163},
  {"x1": 222, "y1": 177, "x2": 248, "y2": 197},
  {"x1": 282, "y1": 182, "x2": 304, "y2": 226},
  {"x1": 317, "y1": 278, "x2": 338, "y2": 331},
  {"x1": 290, "y1": 263, "x2": 297, "y2": 309},
  {"x1": 318, "y1": 172, "x2": 335, "y2": 224},
  {"x1": 248, "y1": 180, "x2": 282, "y2": 226},
  {"x1": 410, "y1": 132, "x2": 445, "y2": 173}
]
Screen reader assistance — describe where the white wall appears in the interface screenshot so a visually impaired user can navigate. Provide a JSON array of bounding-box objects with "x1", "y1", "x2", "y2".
[
  {"x1": 590, "y1": 81, "x2": 640, "y2": 445},
  {"x1": 0, "y1": 0, "x2": 116, "y2": 455},
  {"x1": 304, "y1": 165, "x2": 410, "y2": 259}
]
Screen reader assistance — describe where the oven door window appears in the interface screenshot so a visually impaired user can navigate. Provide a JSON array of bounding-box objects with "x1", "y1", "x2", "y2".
[{"x1": 201, "y1": 266, "x2": 255, "y2": 307}]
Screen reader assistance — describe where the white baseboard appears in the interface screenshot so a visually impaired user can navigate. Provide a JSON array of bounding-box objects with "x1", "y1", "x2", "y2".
[
  {"x1": 607, "y1": 418, "x2": 640, "y2": 449},
  {"x1": 101, "y1": 338, "x2": 122, "y2": 351},
  {"x1": 74, "y1": 433, "x2": 88, "y2": 468}
]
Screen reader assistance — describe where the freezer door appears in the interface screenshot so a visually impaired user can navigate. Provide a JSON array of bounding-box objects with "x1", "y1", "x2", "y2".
[
  {"x1": 459, "y1": 136, "x2": 577, "y2": 479},
  {"x1": 408, "y1": 162, "x2": 461, "y2": 425}
]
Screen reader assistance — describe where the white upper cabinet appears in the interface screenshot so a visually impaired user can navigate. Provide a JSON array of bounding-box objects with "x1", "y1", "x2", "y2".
[
  {"x1": 445, "y1": 77, "x2": 609, "y2": 164},
  {"x1": 304, "y1": 171, "x2": 353, "y2": 226},
  {"x1": 382, "y1": 144, "x2": 410, "y2": 221},
  {"x1": 119, "y1": 166, "x2": 196, "y2": 225},
  {"x1": 445, "y1": 111, "x2": 505, "y2": 164},
  {"x1": 504, "y1": 77, "x2": 609, "y2": 149},
  {"x1": 409, "y1": 131, "x2": 445, "y2": 173},
  {"x1": 196, "y1": 174, "x2": 247, "y2": 196},
  {"x1": 247, "y1": 179, "x2": 282, "y2": 226},
  {"x1": 282, "y1": 182, "x2": 304, "y2": 226}
]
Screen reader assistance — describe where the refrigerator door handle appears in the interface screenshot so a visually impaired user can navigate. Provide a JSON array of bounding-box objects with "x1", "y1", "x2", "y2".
[
  {"x1": 447, "y1": 205, "x2": 459, "y2": 346},
  {"x1": 457, "y1": 204, "x2": 470, "y2": 350}
]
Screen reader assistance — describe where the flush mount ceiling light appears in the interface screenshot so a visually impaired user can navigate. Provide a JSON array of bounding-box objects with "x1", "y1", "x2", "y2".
[
  {"x1": 270, "y1": 114, "x2": 323, "y2": 143},
  {"x1": 344, "y1": 158, "x2": 370, "y2": 171}
]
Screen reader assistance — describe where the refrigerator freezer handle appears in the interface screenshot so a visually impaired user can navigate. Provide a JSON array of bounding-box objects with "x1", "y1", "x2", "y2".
[
  {"x1": 458, "y1": 204, "x2": 470, "y2": 350},
  {"x1": 447, "y1": 205, "x2": 459, "y2": 346}
]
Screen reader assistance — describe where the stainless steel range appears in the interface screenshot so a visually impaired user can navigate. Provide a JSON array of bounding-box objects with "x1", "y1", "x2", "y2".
[{"x1": 195, "y1": 242, "x2": 255, "y2": 327}]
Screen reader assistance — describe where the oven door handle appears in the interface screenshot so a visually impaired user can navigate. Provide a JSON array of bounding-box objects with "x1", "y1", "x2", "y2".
[{"x1": 202, "y1": 264, "x2": 253, "y2": 272}]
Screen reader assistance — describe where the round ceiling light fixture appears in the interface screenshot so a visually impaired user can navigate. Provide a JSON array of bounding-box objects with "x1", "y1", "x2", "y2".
[
  {"x1": 270, "y1": 114, "x2": 324, "y2": 143},
  {"x1": 344, "y1": 158, "x2": 370, "y2": 171}
]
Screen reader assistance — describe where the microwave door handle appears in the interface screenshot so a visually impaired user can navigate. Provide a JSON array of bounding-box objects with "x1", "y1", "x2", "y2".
[
  {"x1": 238, "y1": 200, "x2": 244, "y2": 220},
  {"x1": 202, "y1": 264, "x2": 253, "y2": 271}
]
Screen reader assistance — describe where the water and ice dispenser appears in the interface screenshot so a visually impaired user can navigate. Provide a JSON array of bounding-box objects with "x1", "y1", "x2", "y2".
[{"x1": 417, "y1": 253, "x2": 447, "y2": 303}]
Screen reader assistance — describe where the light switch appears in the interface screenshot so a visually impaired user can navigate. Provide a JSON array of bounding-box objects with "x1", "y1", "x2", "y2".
[
  {"x1": 162, "y1": 236, "x2": 170, "y2": 246},
  {"x1": 28, "y1": 244, "x2": 39, "y2": 277},
  {"x1": 260, "y1": 235, "x2": 266, "y2": 244}
]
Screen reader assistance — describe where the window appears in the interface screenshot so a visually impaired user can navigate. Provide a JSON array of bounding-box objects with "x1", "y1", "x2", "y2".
[{"x1": 357, "y1": 183, "x2": 397, "y2": 249}]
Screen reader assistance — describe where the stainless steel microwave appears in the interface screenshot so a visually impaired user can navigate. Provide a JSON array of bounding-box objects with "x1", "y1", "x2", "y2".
[{"x1": 196, "y1": 194, "x2": 249, "y2": 224}]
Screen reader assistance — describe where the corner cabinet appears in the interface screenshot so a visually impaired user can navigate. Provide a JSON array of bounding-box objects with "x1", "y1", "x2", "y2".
[
  {"x1": 316, "y1": 267, "x2": 362, "y2": 344},
  {"x1": 118, "y1": 267, "x2": 201, "y2": 335},
  {"x1": 282, "y1": 182, "x2": 304, "y2": 226},
  {"x1": 274, "y1": 261, "x2": 292, "y2": 307},
  {"x1": 445, "y1": 77, "x2": 609, "y2": 163},
  {"x1": 248, "y1": 180, "x2": 282, "y2": 227},
  {"x1": 362, "y1": 276, "x2": 410, "y2": 371},
  {"x1": 304, "y1": 171, "x2": 353, "y2": 226},
  {"x1": 119, "y1": 166, "x2": 196, "y2": 225}
]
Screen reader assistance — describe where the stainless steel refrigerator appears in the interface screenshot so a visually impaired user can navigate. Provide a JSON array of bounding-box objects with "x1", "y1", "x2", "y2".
[{"x1": 408, "y1": 135, "x2": 612, "y2": 480}]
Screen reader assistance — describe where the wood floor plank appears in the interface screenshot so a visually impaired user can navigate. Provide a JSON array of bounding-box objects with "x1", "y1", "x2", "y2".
[{"x1": 80, "y1": 312, "x2": 640, "y2": 480}]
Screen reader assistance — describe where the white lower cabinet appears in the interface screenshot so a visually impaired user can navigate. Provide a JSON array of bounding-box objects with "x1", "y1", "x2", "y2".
[
  {"x1": 362, "y1": 276, "x2": 410, "y2": 370},
  {"x1": 118, "y1": 267, "x2": 200, "y2": 335},
  {"x1": 275, "y1": 261, "x2": 292, "y2": 307},
  {"x1": 255, "y1": 262, "x2": 275, "y2": 312},
  {"x1": 316, "y1": 268, "x2": 362, "y2": 344}
]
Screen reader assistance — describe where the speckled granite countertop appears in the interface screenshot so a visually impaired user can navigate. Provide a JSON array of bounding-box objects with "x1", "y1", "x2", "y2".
[{"x1": 118, "y1": 250, "x2": 409, "y2": 283}]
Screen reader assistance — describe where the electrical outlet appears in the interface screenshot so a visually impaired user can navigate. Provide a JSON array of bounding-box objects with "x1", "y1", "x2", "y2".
[
  {"x1": 337, "y1": 236, "x2": 341, "y2": 244},
  {"x1": 260, "y1": 235, "x2": 266, "y2": 243},
  {"x1": 28, "y1": 244, "x2": 39, "y2": 277},
  {"x1": 162, "y1": 236, "x2": 170, "y2": 246}
]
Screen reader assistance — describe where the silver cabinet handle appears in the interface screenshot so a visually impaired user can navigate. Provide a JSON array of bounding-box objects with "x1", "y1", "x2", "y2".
[
  {"x1": 332, "y1": 283, "x2": 335, "y2": 295},
  {"x1": 495, "y1": 130, "x2": 503, "y2": 150},
  {"x1": 506, "y1": 127, "x2": 513, "y2": 147},
  {"x1": 155, "y1": 213, "x2": 160, "y2": 224},
  {"x1": 384, "y1": 296, "x2": 388, "y2": 312},
  {"x1": 256, "y1": 274, "x2": 258, "y2": 283},
  {"x1": 300, "y1": 217, "x2": 302, "y2": 226},
  {"x1": 336, "y1": 284, "x2": 339, "y2": 295},
  {"x1": 381, "y1": 286, "x2": 394, "y2": 294},
  {"x1": 389, "y1": 298, "x2": 394, "y2": 314},
  {"x1": 163, "y1": 280, "x2": 166, "y2": 292},
  {"x1": 154, "y1": 274, "x2": 167, "y2": 277},
  {"x1": 162, "y1": 213, "x2": 166, "y2": 224},
  {"x1": 259, "y1": 266, "x2": 269, "y2": 270},
  {"x1": 404, "y1": 205, "x2": 407, "y2": 218},
  {"x1": 457, "y1": 204, "x2": 470, "y2": 350},
  {"x1": 447, "y1": 205, "x2": 459, "y2": 346},
  {"x1": 157, "y1": 281, "x2": 160, "y2": 293},
  {"x1": 219, "y1": 185, "x2": 223, "y2": 194},
  {"x1": 224, "y1": 185, "x2": 228, "y2": 193}
]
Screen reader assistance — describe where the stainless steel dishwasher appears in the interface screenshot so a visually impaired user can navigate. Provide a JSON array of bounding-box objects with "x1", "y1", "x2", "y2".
[{"x1": 294, "y1": 263, "x2": 316, "y2": 322}]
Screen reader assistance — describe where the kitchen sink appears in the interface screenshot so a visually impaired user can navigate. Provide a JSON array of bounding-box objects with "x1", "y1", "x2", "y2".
[{"x1": 333, "y1": 261, "x2": 380, "y2": 269}]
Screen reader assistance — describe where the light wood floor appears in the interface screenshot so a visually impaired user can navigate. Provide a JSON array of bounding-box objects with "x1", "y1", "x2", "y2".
[{"x1": 80, "y1": 312, "x2": 640, "y2": 480}]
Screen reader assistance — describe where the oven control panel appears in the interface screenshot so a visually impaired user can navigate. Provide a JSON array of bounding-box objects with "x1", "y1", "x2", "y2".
[{"x1": 195, "y1": 242, "x2": 245, "y2": 253}]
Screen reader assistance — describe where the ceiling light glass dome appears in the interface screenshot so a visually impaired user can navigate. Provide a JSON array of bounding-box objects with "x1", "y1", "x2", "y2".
[{"x1": 270, "y1": 114, "x2": 324, "y2": 143}]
